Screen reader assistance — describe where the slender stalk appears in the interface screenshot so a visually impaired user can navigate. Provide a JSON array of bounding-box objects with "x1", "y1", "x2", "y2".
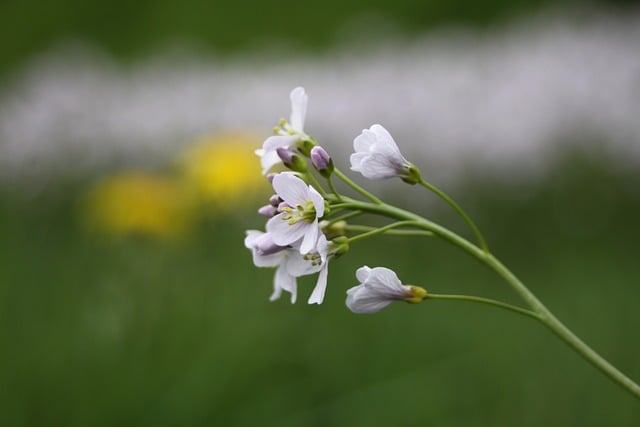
[
  {"x1": 324, "y1": 210, "x2": 364, "y2": 227},
  {"x1": 419, "y1": 178, "x2": 489, "y2": 253},
  {"x1": 425, "y1": 293, "x2": 541, "y2": 321},
  {"x1": 344, "y1": 224, "x2": 433, "y2": 238},
  {"x1": 326, "y1": 176, "x2": 343, "y2": 202},
  {"x1": 347, "y1": 220, "x2": 417, "y2": 244},
  {"x1": 333, "y1": 168, "x2": 382, "y2": 204},
  {"x1": 336, "y1": 197, "x2": 640, "y2": 399}
]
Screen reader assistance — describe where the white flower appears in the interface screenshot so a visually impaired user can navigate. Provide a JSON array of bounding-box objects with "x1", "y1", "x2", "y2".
[
  {"x1": 266, "y1": 172, "x2": 325, "y2": 254},
  {"x1": 255, "y1": 87, "x2": 309, "y2": 174},
  {"x1": 350, "y1": 124, "x2": 414, "y2": 180},
  {"x1": 346, "y1": 266, "x2": 427, "y2": 313},
  {"x1": 307, "y1": 234, "x2": 331, "y2": 304},
  {"x1": 244, "y1": 230, "x2": 330, "y2": 304}
]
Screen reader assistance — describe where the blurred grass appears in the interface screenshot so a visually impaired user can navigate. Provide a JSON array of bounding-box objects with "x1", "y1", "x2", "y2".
[
  {"x1": 1, "y1": 154, "x2": 639, "y2": 426},
  {"x1": 0, "y1": 0, "x2": 630, "y2": 79}
]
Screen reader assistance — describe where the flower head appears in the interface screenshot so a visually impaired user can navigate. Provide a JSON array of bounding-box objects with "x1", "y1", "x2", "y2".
[
  {"x1": 244, "y1": 230, "x2": 330, "y2": 304},
  {"x1": 350, "y1": 124, "x2": 419, "y2": 183},
  {"x1": 266, "y1": 172, "x2": 325, "y2": 254},
  {"x1": 256, "y1": 87, "x2": 309, "y2": 175},
  {"x1": 346, "y1": 266, "x2": 427, "y2": 313}
]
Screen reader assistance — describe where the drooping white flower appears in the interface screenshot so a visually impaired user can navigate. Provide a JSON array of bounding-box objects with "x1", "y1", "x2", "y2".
[
  {"x1": 255, "y1": 87, "x2": 309, "y2": 174},
  {"x1": 266, "y1": 172, "x2": 325, "y2": 254},
  {"x1": 346, "y1": 266, "x2": 427, "y2": 313},
  {"x1": 350, "y1": 124, "x2": 416, "y2": 181},
  {"x1": 244, "y1": 230, "x2": 328, "y2": 304},
  {"x1": 244, "y1": 230, "x2": 312, "y2": 303}
]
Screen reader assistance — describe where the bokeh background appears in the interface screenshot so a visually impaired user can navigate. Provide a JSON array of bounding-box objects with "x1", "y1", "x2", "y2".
[{"x1": 1, "y1": 0, "x2": 640, "y2": 425}]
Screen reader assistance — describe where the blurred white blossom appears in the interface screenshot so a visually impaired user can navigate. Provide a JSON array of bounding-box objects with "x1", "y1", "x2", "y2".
[{"x1": 1, "y1": 10, "x2": 640, "y2": 186}]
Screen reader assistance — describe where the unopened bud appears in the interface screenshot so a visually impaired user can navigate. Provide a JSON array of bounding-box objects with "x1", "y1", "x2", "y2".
[
  {"x1": 277, "y1": 147, "x2": 308, "y2": 172},
  {"x1": 332, "y1": 236, "x2": 350, "y2": 257},
  {"x1": 269, "y1": 195, "x2": 282, "y2": 207},
  {"x1": 258, "y1": 205, "x2": 277, "y2": 218},
  {"x1": 256, "y1": 234, "x2": 286, "y2": 256},
  {"x1": 310, "y1": 146, "x2": 334, "y2": 177},
  {"x1": 266, "y1": 173, "x2": 277, "y2": 184}
]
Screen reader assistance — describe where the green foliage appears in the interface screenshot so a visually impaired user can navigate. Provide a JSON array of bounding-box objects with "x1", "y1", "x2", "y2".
[{"x1": 1, "y1": 157, "x2": 639, "y2": 426}]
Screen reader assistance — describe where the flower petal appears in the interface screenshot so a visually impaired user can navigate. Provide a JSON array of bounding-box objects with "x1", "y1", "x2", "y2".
[
  {"x1": 260, "y1": 149, "x2": 283, "y2": 175},
  {"x1": 370, "y1": 124, "x2": 401, "y2": 155},
  {"x1": 272, "y1": 172, "x2": 309, "y2": 205},
  {"x1": 274, "y1": 265, "x2": 297, "y2": 303},
  {"x1": 299, "y1": 221, "x2": 319, "y2": 255},
  {"x1": 289, "y1": 87, "x2": 308, "y2": 132},
  {"x1": 266, "y1": 213, "x2": 307, "y2": 246},
  {"x1": 355, "y1": 266, "x2": 371, "y2": 283},
  {"x1": 284, "y1": 250, "x2": 321, "y2": 277},
  {"x1": 353, "y1": 128, "x2": 377, "y2": 153},
  {"x1": 307, "y1": 185, "x2": 325, "y2": 218},
  {"x1": 263, "y1": 134, "x2": 299, "y2": 151},
  {"x1": 345, "y1": 285, "x2": 394, "y2": 313},
  {"x1": 349, "y1": 152, "x2": 368, "y2": 172},
  {"x1": 308, "y1": 264, "x2": 329, "y2": 304},
  {"x1": 366, "y1": 267, "x2": 407, "y2": 295}
]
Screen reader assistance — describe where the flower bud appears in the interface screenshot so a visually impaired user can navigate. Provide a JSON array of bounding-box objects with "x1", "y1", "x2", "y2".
[
  {"x1": 256, "y1": 234, "x2": 286, "y2": 256},
  {"x1": 266, "y1": 173, "x2": 277, "y2": 184},
  {"x1": 276, "y1": 147, "x2": 308, "y2": 173},
  {"x1": 310, "y1": 146, "x2": 334, "y2": 177},
  {"x1": 269, "y1": 194, "x2": 282, "y2": 207},
  {"x1": 258, "y1": 205, "x2": 277, "y2": 218}
]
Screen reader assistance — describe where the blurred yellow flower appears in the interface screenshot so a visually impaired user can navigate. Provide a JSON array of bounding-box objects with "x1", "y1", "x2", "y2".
[
  {"x1": 179, "y1": 132, "x2": 268, "y2": 212},
  {"x1": 84, "y1": 171, "x2": 193, "y2": 239}
]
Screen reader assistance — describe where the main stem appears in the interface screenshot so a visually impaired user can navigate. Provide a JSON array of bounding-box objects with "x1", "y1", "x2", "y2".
[{"x1": 339, "y1": 198, "x2": 640, "y2": 399}]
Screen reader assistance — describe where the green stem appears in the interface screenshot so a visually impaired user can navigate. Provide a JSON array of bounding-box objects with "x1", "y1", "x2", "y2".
[
  {"x1": 326, "y1": 176, "x2": 343, "y2": 202},
  {"x1": 324, "y1": 210, "x2": 364, "y2": 227},
  {"x1": 344, "y1": 224, "x2": 433, "y2": 238},
  {"x1": 304, "y1": 172, "x2": 328, "y2": 198},
  {"x1": 419, "y1": 178, "x2": 489, "y2": 254},
  {"x1": 426, "y1": 293, "x2": 540, "y2": 321},
  {"x1": 333, "y1": 168, "x2": 382, "y2": 205},
  {"x1": 337, "y1": 198, "x2": 640, "y2": 399},
  {"x1": 347, "y1": 220, "x2": 417, "y2": 244}
]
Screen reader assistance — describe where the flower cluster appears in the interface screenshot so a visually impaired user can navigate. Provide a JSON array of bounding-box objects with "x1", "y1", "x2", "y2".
[{"x1": 246, "y1": 87, "x2": 426, "y2": 312}]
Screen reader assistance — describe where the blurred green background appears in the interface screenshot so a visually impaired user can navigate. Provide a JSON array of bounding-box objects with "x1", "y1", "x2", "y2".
[{"x1": 1, "y1": 0, "x2": 639, "y2": 425}]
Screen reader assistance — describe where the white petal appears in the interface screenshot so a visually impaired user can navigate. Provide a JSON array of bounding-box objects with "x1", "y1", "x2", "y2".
[
  {"x1": 245, "y1": 230, "x2": 283, "y2": 267},
  {"x1": 365, "y1": 267, "x2": 410, "y2": 298},
  {"x1": 289, "y1": 87, "x2": 308, "y2": 132},
  {"x1": 307, "y1": 185, "x2": 325, "y2": 217},
  {"x1": 244, "y1": 230, "x2": 263, "y2": 249},
  {"x1": 266, "y1": 214, "x2": 306, "y2": 246},
  {"x1": 299, "y1": 222, "x2": 319, "y2": 255},
  {"x1": 308, "y1": 264, "x2": 329, "y2": 304},
  {"x1": 353, "y1": 128, "x2": 377, "y2": 153},
  {"x1": 349, "y1": 152, "x2": 368, "y2": 172},
  {"x1": 269, "y1": 279, "x2": 283, "y2": 302},
  {"x1": 274, "y1": 265, "x2": 297, "y2": 303},
  {"x1": 272, "y1": 173, "x2": 309, "y2": 205},
  {"x1": 355, "y1": 266, "x2": 372, "y2": 283},
  {"x1": 345, "y1": 285, "x2": 394, "y2": 313},
  {"x1": 316, "y1": 234, "x2": 329, "y2": 262},
  {"x1": 358, "y1": 153, "x2": 403, "y2": 179},
  {"x1": 260, "y1": 150, "x2": 283, "y2": 175},
  {"x1": 263, "y1": 134, "x2": 299, "y2": 151},
  {"x1": 284, "y1": 251, "x2": 320, "y2": 277},
  {"x1": 370, "y1": 124, "x2": 401, "y2": 154}
]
